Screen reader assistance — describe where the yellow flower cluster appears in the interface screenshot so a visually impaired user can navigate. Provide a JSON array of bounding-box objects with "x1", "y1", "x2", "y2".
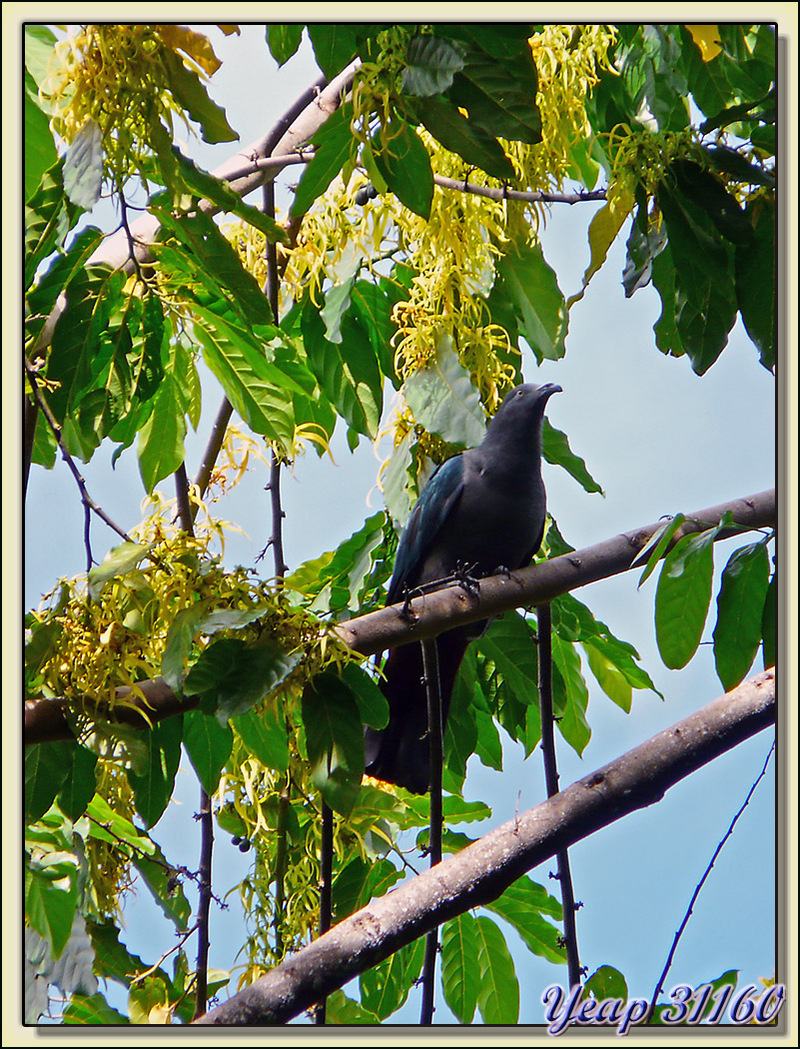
[{"x1": 39, "y1": 24, "x2": 223, "y2": 191}]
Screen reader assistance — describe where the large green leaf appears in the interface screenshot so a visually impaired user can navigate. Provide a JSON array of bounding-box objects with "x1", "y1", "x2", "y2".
[
  {"x1": 735, "y1": 197, "x2": 775, "y2": 370},
  {"x1": 542, "y1": 420, "x2": 603, "y2": 494},
  {"x1": 127, "y1": 715, "x2": 184, "y2": 829},
  {"x1": 762, "y1": 573, "x2": 776, "y2": 670},
  {"x1": 655, "y1": 525, "x2": 721, "y2": 669},
  {"x1": 136, "y1": 371, "x2": 187, "y2": 492},
  {"x1": 359, "y1": 938, "x2": 425, "y2": 1020},
  {"x1": 373, "y1": 119, "x2": 434, "y2": 220},
  {"x1": 301, "y1": 670, "x2": 365, "y2": 815},
  {"x1": 132, "y1": 841, "x2": 192, "y2": 931},
  {"x1": 266, "y1": 24, "x2": 304, "y2": 66},
  {"x1": 476, "y1": 612, "x2": 540, "y2": 750},
  {"x1": 474, "y1": 915, "x2": 519, "y2": 1024},
  {"x1": 231, "y1": 700, "x2": 290, "y2": 772},
  {"x1": 551, "y1": 634, "x2": 591, "y2": 755},
  {"x1": 63, "y1": 120, "x2": 104, "y2": 210},
  {"x1": 183, "y1": 709, "x2": 234, "y2": 795},
  {"x1": 25, "y1": 861, "x2": 78, "y2": 960},
  {"x1": 301, "y1": 298, "x2": 383, "y2": 439},
  {"x1": 57, "y1": 745, "x2": 98, "y2": 822},
  {"x1": 654, "y1": 178, "x2": 738, "y2": 374},
  {"x1": 495, "y1": 242, "x2": 568, "y2": 362},
  {"x1": 193, "y1": 312, "x2": 298, "y2": 449},
  {"x1": 448, "y1": 41, "x2": 541, "y2": 145},
  {"x1": 441, "y1": 912, "x2": 481, "y2": 1023},
  {"x1": 484, "y1": 876, "x2": 565, "y2": 964},
  {"x1": 88, "y1": 542, "x2": 151, "y2": 601},
  {"x1": 402, "y1": 336, "x2": 486, "y2": 448},
  {"x1": 24, "y1": 86, "x2": 58, "y2": 201},
  {"x1": 185, "y1": 637, "x2": 301, "y2": 723},
  {"x1": 160, "y1": 48, "x2": 237, "y2": 144},
  {"x1": 25, "y1": 741, "x2": 76, "y2": 823},
  {"x1": 291, "y1": 101, "x2": 355, "y2": 218},
  {"x1": 403, "y1": 33, "x2": 465, "y2": 96},
  {"x1": 713, "y1": 541, "x2": 770, "y2": 690},
  {"x1": 413, "y1": 94, "x2": 515, "y2": 181},
  {"x1": 63, "y1": 993, "x2": 130, "y2": 1025}
]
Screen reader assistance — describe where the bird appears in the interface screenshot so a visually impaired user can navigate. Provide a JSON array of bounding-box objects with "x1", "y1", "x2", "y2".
[{"x1": 364, "y1": 381, "x2": 562, "y2": 793}]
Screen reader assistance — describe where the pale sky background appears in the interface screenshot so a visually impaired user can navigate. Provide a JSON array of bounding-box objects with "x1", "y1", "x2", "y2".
[{"x1": 12, "y1": 10, "x2": 798, "y2": 1036}]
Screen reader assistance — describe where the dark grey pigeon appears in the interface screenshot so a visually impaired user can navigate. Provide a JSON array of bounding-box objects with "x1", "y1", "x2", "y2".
[{"x1": 365, "y1": 382, "x2": 561, "y2": 792}]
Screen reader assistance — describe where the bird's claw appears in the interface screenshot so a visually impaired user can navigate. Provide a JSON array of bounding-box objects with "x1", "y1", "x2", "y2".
[{"x1": 454, "y1": 561, "x2": 481, "y2": 598}]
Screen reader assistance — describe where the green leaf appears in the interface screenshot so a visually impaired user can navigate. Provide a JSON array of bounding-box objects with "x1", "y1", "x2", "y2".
[
  {"x1": 291, "y1": 101, "x2": 355, "y2": 218},
  {"x1": 193, "y1": 313, "x2": 297, "y2": 449},
  {"x1": 552, "y1": 634, "x2": 591, "y2": 755},
  {"x1": 86, "y1": 795, "x2": 156, "y2": 855},
  {"x1": 634, "y1": 513, "x2": 687, "y2": 587},
  {"x1": 474, "y1": 915, "x2": 519, "y2": 1024},
  {"x1": 132, "y1": 843, "x2": 191, "y2": 931},
  {"x1": 86, "y1": 918, "x2": 150, "y2": 988},
  {"x1": 476, "y1": 612, "x2": 540, "y2": 750},
  {"x1": 63, "y1": 120, "x2": 103, "y2": 210},
  {"x1": 349, "y1": 279, "x2": 402, "y2": 388},
  {"x1": 485, "y1": 876, "x2": 565, "y2": 964},
  {"x1": 57, "y1": 745, "x2": 98, "y2": 821},
  {"x1": 324, "y1": 990, "x2": 381, "y2": 1025},
  {"x1": 25, "y1": 863, "x2": 78, "y2": 960},
  {"x1": 373, "y1": 120, "x2": 434, "y2": 220},
  {"x1": 495, "y1": 241, "x2": 567, "y2": 362},
  {"x1": 168, "y1": 148, "x2": 288, "y2": 244},
  {"x1": 26, "y1": 741, "x2": 76, "y2": 823},
  {"x1": 307, "y1": 24, "x2": 372, "y2": 80},
  {"x1": 24, "y1": 88, "x2": 58, "y2": 200},
  {"x1": 735, "y1": 197, "x2": 775, "y2": 370},
  {"x1": 127, "y1": 716, "x2": 184, "y2": 829},
  {"x1": 136, "y1": 373, "x2": 187, "y2": 493},
  {"x1": 301, "y1": 298, "x2": 383, "y2": 439},
  {"x1": 449, "y1": 42, "x2": 541, "y2": 145},
  {"x1": 654, "y1": 179, "x2": 738, "y2": 374},
  {"x1": 231, "y1": 701, "x2": 290, "y2": 771},
  {"x1": 542, "y1": 420, "x2": 603, "y2": 494},
  {"x1": 185, "y1": 637, "x2": 301, "y2": 722},
  {"x1": 63, "y1": 993, "x2": 130, "y2": 1025},
  {"x1": 413, "y1": 94, "x2": 515, "y2": 181},
  {"x1": 762, "y1": 573, "x2": 776, "y2": 670},
  {"x1": 88, "y1": 542, "x2": 150, "y2": 601},
  {"x1": 266, "y1": 24, "x2": 304, "y2": 66},
  {"x1": 340, "y1": 662, "x2": 389, "y2": 731},
  {"x1": 359, "y1": 939, "x2": 425, "y2": 1020},
  {"x1": 183, "y1": 709, "x2": 233, "y2": 795},
  {"x1": 441, "y1": 912, "x2": 481, "y2": 1023},
  {"x1": 655, "y1": 526, "x2": 720, "y2": 669},
  {"x1": 160, "y1": 48, "x2": 237, "y2": 144},
  {"x1": 301, "y1": 670, "x2": 365, "y2": 815},
  {"x1": 585, "y1": 965, "x2": 629, "y2": 1003},
  {"x1": 403, "y1": 34, "x2": 466, "y2": 96},
  {"x1": 403, "y1": 335, "x2": 487, "y2": 447},
  {"x1": 713, "y1": 541, "x2": 770, "y2": 690},
  {"x1": 623, "y1": 208, "x2": 668, "y2": 297}
]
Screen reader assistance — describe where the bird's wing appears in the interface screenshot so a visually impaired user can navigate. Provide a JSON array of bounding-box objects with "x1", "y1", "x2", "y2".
[{"x1": 387, "y1": 454, "x2": 465, "y2": 605}]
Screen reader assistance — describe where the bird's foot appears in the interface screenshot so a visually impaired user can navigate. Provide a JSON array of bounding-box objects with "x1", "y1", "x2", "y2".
[{"x1": 453, "y1": 561, "x2": 481, "y2": 598}]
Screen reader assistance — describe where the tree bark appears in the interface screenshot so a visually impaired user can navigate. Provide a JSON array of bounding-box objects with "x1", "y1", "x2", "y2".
[{"x1": 194, "y1": 669, "x2": 775, "y2": 1025}]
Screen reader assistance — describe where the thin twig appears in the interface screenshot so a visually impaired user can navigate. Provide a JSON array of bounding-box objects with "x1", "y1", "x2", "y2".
[
  {"x1": 420, "y1": 637, "x2": 443, "y2": 1026},
  {"x1": 24, "y1": 358, "x2": 134, "y2": 553},
  {"x1": 537, "y1": 603, "x2": 582, "y2": 988},
  {"x1": 646, "y1": 740, "x2": 776, "y2": 1022},
  {"x1": 315, "y1": 801, "x2": 334, "y2": 1025},
  {"x1": 173, "y1": 462, "x2": 216, "y2": 1022}
]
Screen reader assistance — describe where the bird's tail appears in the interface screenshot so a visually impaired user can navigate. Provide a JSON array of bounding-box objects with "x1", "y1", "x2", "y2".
[{"x1": 364, "y1": 630, "x2": 471, "y2": 794}]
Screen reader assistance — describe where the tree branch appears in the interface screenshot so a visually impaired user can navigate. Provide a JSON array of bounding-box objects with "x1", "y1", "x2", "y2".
[
  {"x1": 23, "y1": 488, "x2": 775, "y2": 746},
  {"x1": 194, "y1": 669, "x2": 775, "y2": 1025}
]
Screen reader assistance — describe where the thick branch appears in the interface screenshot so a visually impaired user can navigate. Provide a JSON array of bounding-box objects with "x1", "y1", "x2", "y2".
[
  {"x1": 23, "y1": 488, "x2": 775, "y2": 746},
  {"x1": 194, "y1": 669, "x2": 775, "y2": 1025}
]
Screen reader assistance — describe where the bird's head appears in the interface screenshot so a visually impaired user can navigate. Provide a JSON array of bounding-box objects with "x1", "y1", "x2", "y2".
[{"x1": 485, "y1": 382, "x2": 562, "y2": 442}]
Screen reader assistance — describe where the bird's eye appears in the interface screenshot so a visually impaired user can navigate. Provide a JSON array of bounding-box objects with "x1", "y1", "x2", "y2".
[{"x1": 516, "y1": 389, "x2": 524, "y2": 397}]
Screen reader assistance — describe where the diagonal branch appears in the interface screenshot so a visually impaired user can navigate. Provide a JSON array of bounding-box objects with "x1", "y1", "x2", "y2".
[
  {"x1": 23, "y1": 488, "x2": 776, "y2": 746},
  {"x1": 193, "y1": 669, "x2": 775, "y2": 1025}
]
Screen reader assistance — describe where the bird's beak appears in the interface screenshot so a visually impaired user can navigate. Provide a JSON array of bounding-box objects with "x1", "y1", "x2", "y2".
[{"x1": 539, "y1": 383, "x2": 562, "y2": 400}]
